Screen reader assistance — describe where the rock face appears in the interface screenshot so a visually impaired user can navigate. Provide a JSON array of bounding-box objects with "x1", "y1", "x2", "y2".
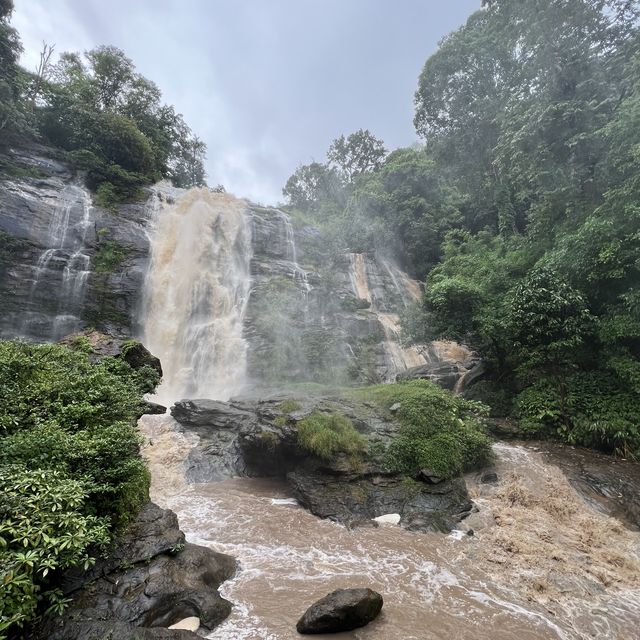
[
  {"x1": 0, "y1": 143, "x2": 152, "y2": 340},
  {"x1": 35, "y1": 503, "x2": 235, "y2": 640},
  {"x1": 171, "y1": 395, "x2": 473, "y2": 532},
  {"x1": 0, "y1": 143, "x2": 478, "y2": 392},
  {"x1": 296, "y1": 588, "x2": 383, "y2": 634}
]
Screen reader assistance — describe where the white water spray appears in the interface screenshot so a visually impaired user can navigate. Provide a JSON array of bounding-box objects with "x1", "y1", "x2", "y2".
[{"x1": 142, "y1": 188, "x2": 252, "y2": 404}]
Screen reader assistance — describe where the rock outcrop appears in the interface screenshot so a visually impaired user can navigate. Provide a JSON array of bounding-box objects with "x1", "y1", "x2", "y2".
[
  {"x1": 58, "y1": 329, "x2": 162, "y2": 376},
  {"x1": 296, "y1": 588, "x2": 383, "y2": 634},
  {"x1": 0, "y1": 143, "x2": 152, "y2": 340},
  {"x1": 35, "y1": 503, "x2": 235, "y2": 640},
  {"x1": 170, "y1": 394, "x2": 473, "y2": 532},
  {"x1": 0, "y1": 143, "x2": 478, "y2": 392}
]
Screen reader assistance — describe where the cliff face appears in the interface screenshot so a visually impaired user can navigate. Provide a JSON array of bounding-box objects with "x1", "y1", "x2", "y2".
[
  {"x1": 0, "y1": 143, "x2": 150, "y2": 340},
  {"x1": 0, "y1": 143, "x2": 477, "y2": 390}
]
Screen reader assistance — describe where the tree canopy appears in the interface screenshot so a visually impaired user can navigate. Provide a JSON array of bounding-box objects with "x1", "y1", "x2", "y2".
[{"x1": 282, "y1": 0, "x2": 640, "y2": 458}]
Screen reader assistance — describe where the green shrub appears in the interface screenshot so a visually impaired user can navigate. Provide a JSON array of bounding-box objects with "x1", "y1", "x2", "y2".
[
  {"x1": 297, "y1": 411, "x2": 365, "y2": 460},
  {"x1": 277, "y1": 399, "x2": 302, "y2": 413},
  {"x1": 92, "y1": 240, "x2": 129, "y2": 274},
  {"x1": 516, "y1": 372, "x2": 640, "y2": 457},
  {"x1": 0, "y1": 340, "x2": 156, "y2": 636},
  {"x1": 353, "y1": 379, "x2": 491, "y2": 478},
  {"x1": 0, "y1": 467, "x2": 110, "y2": 635},
  {"x1": 94, "y1": 182, "x2": 120, "y2": 211}
]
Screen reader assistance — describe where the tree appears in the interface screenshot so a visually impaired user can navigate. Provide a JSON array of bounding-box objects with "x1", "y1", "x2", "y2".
[
  {"x1": 84, "y1": 45, "x2": 135, "y2": 111},
  {"x1": 282, "y1": 162, "x2": 343, "y2": 211},
  {"x1": 0, "y1": 0, "x2": 30, "y2": 138},
  {"x1": 327, "y1": 129, "x2": 387, "y2": 181},
  {"x1": 347, "y1": 146, "x2": 462, "y2": 277},
  {"x1": 505, "y1": 266, "x2": 593, "y2": 378},
  {"x1": 169, "y1": 133, "x2": 207, "y2": 188}
]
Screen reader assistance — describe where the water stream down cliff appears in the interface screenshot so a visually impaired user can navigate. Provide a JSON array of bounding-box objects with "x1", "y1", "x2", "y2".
[
  {"x1": 2, "y1": 157, "x2": 639, "y2": 638},
  {"x1": 135, "y1": 184, "x2": 640, "y2": 639},
  {"x1": 142, "y1": 188, "x2": 252, "y2": 403}
]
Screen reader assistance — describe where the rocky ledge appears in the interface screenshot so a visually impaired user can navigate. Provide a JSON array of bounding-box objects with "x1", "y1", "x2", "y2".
[
  {"x1": 171, "y1": 394, "x2": 473, "y2": 533},
  {"x1": 35, "y1": 503, "x2": 235, "y2": 640}
]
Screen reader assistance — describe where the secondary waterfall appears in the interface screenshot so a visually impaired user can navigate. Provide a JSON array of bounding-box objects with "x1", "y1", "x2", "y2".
[
  {"x1": 28, "y1": 183, "x2": 94, "y2": 340},
  {"x1": 142, "y1": 187, "x2": 252, "y2": 404},
  {"x1": 348, "y1": 252, "x2": 427, "y2": 380}
]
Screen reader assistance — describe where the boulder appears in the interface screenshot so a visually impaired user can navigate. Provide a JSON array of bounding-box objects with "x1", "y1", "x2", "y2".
[
  {"x1": 36, "y1": 504, "x2": 236, "y2": 640},
  {"x1": 417, "y1": 468, "x2": 444, "y2": 484},
  {"x1": 58, "y1": 330, "x2": 162, "y2": 377},
  {"x1": 296, "y1": 588, "x2": 383, "y2": 634},
  {"x1": 170, "y1": 395, "x2": 475, "y2": 533}
]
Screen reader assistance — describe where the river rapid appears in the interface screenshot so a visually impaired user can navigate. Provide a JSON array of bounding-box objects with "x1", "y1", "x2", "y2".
[{"x1": 139, "y1": 414, "x2": 640, "y2": 640}]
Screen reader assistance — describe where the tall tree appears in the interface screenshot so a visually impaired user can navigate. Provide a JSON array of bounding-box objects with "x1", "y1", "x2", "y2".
[{"x1": 327, "y1": 129, "x2": 387, "y2": 182}]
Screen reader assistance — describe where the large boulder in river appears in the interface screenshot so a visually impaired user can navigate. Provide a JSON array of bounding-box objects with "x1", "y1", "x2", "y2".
[
  {"x1": 296, "y1": 588, "x2": 383, "y2": 634},
  {"x1": 170, "y1": 393, "x2": 475, "y2": 532}
]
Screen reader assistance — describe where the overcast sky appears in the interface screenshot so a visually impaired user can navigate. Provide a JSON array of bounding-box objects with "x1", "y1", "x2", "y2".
[{"x1": 13, "y1": 1, "x2": 479, "y2": 204}]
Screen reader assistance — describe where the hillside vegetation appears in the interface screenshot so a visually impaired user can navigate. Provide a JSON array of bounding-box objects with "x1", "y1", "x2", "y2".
[
  {"x1": 0, "y1": 340, "x2": 159, "y2": 638},
  {"x1": 282, "y1": 0, "x2": 640, "y2": 458},
  {"x1": 0, "y1": 0, "x2": 206, "y2": 206}
]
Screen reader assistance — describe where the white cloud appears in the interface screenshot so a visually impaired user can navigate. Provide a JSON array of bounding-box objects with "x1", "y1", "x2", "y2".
[{"x1": 11, "y1": 0, "x2": 480, "y2": 205}]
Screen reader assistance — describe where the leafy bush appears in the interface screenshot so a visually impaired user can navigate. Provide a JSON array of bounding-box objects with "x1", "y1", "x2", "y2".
[
  {"x1": 353, "y1": 379, "x2": 491, "y2": 478},
  {"x1": 297, "y1": 411, "x2": 365, "y2": 460},
  {"x1": 0, "y1": 467, "x2": 110, "y2": 635},
  {"x1": 0, "y1": 340, "x2": 155, "y2": 636},
  {"x1": 516, "y1": 372, "x2": 640, "y2": 458},
  {"x1": 92, "y1": 240, "x2": 129, "y2": 274}
]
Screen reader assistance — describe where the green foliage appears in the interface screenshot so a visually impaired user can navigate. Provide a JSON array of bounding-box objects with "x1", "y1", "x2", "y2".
[
  {"x1": 296, "y1": 411, "x2": 365, "y2": 461},
  {"x1": 277, "y1": 399, "x2": 302, "y2": 413},
  {"x1": 0, "y1": 467, "x2": 110, "y2": 634},
  {"x1": 0, "y1": 340, "x2": 155, "y2": 635},
  {"x1": 505, "y1": 267, "x2": 594, "y2": 375},
  {"x1": 92, "y1": 240, "x2": 129, "y2": 274},
  {"x1": 1, "y1": 5, "x2": 207, "y2": 190},
  {"x1": 327, "y1": 129, "x2": 387, "y2": 182},
  {"x1": 353, "y1": 380, "x2": 491, "y2": 478},
  {"x1": 516, "y1": 372, "x2": 640, "y2": 458},
  {"x1": 0, "y1": 157, "x2": 46, "y2": 180}
]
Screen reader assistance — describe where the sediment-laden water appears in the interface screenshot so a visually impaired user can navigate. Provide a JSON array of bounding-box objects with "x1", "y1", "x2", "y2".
[
  {"x1": 139, "y1": 414, "x2": 640, "y2": 640},
  {"x1": 142, "y1": 189, "x2": 253, "y2": 403}
]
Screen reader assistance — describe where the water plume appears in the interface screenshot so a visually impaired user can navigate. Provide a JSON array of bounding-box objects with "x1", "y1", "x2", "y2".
[{"x1": 142, "y1": 187, "x2": 252, "y2": 404}]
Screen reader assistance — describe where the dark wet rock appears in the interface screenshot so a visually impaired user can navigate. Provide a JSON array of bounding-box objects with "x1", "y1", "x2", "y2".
[
  {"x1": 480, "y1": 471, "x2": 499, "y2": 484},
  {"x1": 296, "y1": 588, "x2": 383, "y2": 634},
  {"x1": 58, "y1": 329, "x2": 162, "y2": 376},
  {"x1": 0, "y1": 144, "x2": 153, "y2": 340},
  {"x1": 143, "y1": 401, "x2": 168, "y2": 415},
  {"x1": 417, "y1": 468, "x2": 445, "y2": 484},
  {"x1": 171, "y1": 395, "x2": 474, "y2": 533},
  {"x1": 537, "y1": 442, "x2": 640, "y2": 531},
  {"x1": 35, "y1": 503, "x2": 235, "y2": 640}
]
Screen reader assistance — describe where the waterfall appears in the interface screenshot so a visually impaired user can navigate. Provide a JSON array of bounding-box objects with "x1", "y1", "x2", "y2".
[
  {"x1": 348, "y1": 252, "x2": 426, "y2": 380},
  {"x1": 28, "y1": 183, "x2": 94, "y2": 340},
  {"x1": 142, "y1": 187, "x2": 253, "y2": 404},
  {"x1": 280, "y1": 211, "x2": 311, "y2": 293}
]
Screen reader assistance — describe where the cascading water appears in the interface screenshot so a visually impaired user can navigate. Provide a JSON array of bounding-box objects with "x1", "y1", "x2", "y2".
[
  {"x1": 348, "y1": 252, "x2": 427, "y2": 380},
  {"x1": 27, "y1": 183, "x2": 94, "y2": 339},
  {"x1": 280, "y1": 211, "x2": 311, "y2": 293},
  {"x1": 141, "y1": 187, "x2": 252, "y2": 404}
]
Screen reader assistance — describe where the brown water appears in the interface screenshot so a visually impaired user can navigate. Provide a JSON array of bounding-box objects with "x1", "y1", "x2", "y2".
[{"x1": 139, "y1": 415, "x2": 640, "y2": 640}]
